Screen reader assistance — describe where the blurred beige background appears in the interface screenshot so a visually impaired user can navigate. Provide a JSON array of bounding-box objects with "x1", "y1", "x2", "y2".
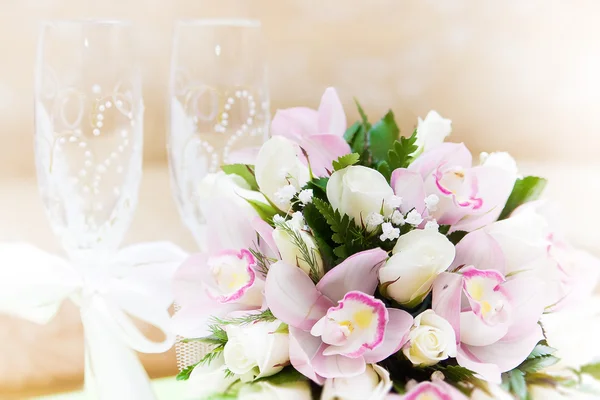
[{"x1": 1, "y1": 0, "x2": 600, "y2": 397}]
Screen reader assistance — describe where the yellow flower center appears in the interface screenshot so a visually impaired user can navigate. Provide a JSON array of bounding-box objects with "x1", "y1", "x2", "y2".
[{"x1": 353, "y1": 309, "x2": 374, "y2": 329}]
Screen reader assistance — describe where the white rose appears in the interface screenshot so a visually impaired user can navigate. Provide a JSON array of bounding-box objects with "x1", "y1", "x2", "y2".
[
  {"x1": 238, "y1": 381, "x2": 312, "y2": 400},
  {"x1": 184, "y1": 354, "x2": 237, "y2": 399},
  {"x1": 321, "y1": 364, "x2": 392, "y2": 400},
  {"x1": 379, "y1": 229, "x2": 455, "y2": 307},
  {"x1": 403, "y1": 310, "x2": 457, "y2": 366},
  {"x1": 223, "y1": 320, "x2": 290, "y2": 382},
  {"x1": 273, "y1": 213, "x2": 324, "y2": 278},
  {"x1": 327, "y1": 166, "x2": 395, "y2": 223},
  {"x1": 415, "y1": 110, "x2": 452, "y2": 153},
  {"x1": 255, "y1": 136, "x2": 310, "y2": 210}
]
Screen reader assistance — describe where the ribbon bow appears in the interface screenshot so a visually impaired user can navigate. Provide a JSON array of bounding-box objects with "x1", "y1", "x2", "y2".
[{"x1": 0, "y1": 241, "x2": 188, "y2": 399}]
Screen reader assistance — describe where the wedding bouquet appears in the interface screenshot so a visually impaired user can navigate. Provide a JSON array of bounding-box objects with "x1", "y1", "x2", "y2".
[{"x1": 171, "y1": 88, "x2": 600, "y2": 399}]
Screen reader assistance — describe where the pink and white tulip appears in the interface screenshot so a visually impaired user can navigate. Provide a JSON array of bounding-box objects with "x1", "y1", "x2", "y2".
[
  {"x1": 391, "y1": 143, "x2": 516, "y2": 232},
  {"x1": 264, "y1": 248, "x2": 413, "y2": 382},
  {"x1": 271, "y1": 87, "x2": 351, "y2": 176},
  {"x1": 432, "y1": 267, "x2": 546, "y2": 383}
]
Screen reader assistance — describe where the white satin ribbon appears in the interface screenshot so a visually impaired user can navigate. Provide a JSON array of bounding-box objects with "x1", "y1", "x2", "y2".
[{"x1": 0, "y1": 241, "x2": 188, "y2": 399}]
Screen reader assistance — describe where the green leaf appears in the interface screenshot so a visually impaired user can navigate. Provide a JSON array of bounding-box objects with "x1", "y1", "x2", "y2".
[
  {"x1": 506, "y1": 369, "x2": 528, "y2": 399},
  {"x1": 204, "y1": 395, "x2": 238, "y2": 400},
  {"x1": 519, "y1": 355, "x2": 560, "y2": 373},
  {"x1": 254, "y1": 366, "x2": 307, "y2": 385},
  {"x1": 332, "y1": 153, "x2": 360, "y2": 171},
  {"x1": 351, "y1": 125, "x2": 367, "y2": 160},
  {"x1": 499, "y1": 176, "x2": 547, "y2": 220},
  {"x1": 447, "y1": 230, "x2": 468, "y2": 245},
  {"x1": 343, "y1": 121, "x2": 361, "y2": 143},
  {"x1": 387, "y1": 129, "x2": 418, "y2": 170},
  {"x1": 430, "y1": 365, "x2": 491, "y2": 396},
  {"x1": 246, "y1": 199, "x2": 280, "y2": 223},
  {"x1": 527, "y1": 341, "x2": 557, "y2": 359},
  {"x1": 176, "y1": 363, "x2": 199, "y2": 381},
  {"x1": 222, "y1": 164, "x2": 259, "y2": 191},
  {"x1": 580, "y1": 362, "x2": 600, "y2": 380},
  {"x1": 369, "y1": 110, "x2": 400, "y2": 163},
  {"x1": 354, "y1": 99, "x2": 371, "y2": 130},
  {"x1": 377, "y1": 160, "x2": 392, "y2": 181}
]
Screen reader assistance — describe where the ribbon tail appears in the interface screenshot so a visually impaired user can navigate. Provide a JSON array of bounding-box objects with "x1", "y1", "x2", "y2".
[{"x1": 82, "y1": 304, "x2": 157, "y2": 400}]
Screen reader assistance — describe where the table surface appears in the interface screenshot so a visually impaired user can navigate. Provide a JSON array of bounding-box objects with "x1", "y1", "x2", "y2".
[{"x1": 33, "y1": 377, "x2": 185, "y2": 400}]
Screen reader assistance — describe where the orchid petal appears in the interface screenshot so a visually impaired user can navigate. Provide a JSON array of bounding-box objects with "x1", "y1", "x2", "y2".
[
  {"x1": 289, "y1": 327, "x2": 326, "y2": 385},
  {"x1": 317, "y1": 87, "x2": 346, "y2": 136},
  {"x1": 271, "y1": 107, "x2": 318, "y2": 140},
  {"x1": 312, "y1": 350, "x2": 366, "y2": 378},
  {"x1": 265, "y1": 261, "x2": 333, "y2": 330},
  {"x1": 464, "y1": 323, "x2": 543, "y2": 374},
  {"x1": 409, "y1": 143, "x2": 472, "y2": 178},
  {"x1": 459, "y1": 311, "x2": 509, "y2": 347},
  {"x1": 452, "y1": 230, "x2": 506, "y2": 274},
  {"x1": 456, "y1": 346, "x2": 502, "y2": 384},
  {"x1": 251, "y1": 217, "x2": 279, "y2": 260},
  {"x1": 172, "y1": 254, "x2": 212, "y2": 306},
  {"x1": 317, "y1": 248, "x2": 388, "y2": 303},
  {"x1": 390, "y1": 169, "x2": 427, "y2": 214},
  {"x1": 301, "y1": 134, "x2": 352, "y2": 177},
  {"x1": 500, "y1": 275, "x2": 546, "y2": 341},
  {"x1": 201, "y1": 197, "x2": 257, "y2": 252},
  {"x1": 363, "y1": 308, "x2": 413, "y2": 363},
  {"x1": 432, "y1": 272, "x2": 463, "y2": 343}
]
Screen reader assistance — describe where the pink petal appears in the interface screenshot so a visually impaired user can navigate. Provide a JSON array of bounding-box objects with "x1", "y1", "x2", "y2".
[
  {"x1": 170, "y1": 303, "x2": 213, "y2": 338},
  {"x1": 312, "y1": 350, "x2": 366, "y2": 378},
  {"x1": 300, "y1": 134, "x2": 351, "y2": 177},
  {"x1": 451, "y1": 230, "x2": 506, "y2": 274},
  {"x1": 289, "y1": 327, "x2": 326, "y2": 385},
  {"x1": 251, "y1": 217, "x2": 279, "y2": 260},
  {"x1": 460, "y1": 311, "x2": 509, "y2": 347},
  {"x1": 432, "y1": 272, "x2": 463, "y2": 343},
  {"x1": 317, "y1": 87, "x2": 346, "y2": 136},
  {"x1": 201, "y1": 197, "x2": 257, "y2": 252},
  {"x1": 390, "y1": 169, "x2": 427, "y2": 214},
  {"x1": 271, "y1": 107, "x2": 318, "y2": 140},
  {"x1": 500, "y1": 275, "x2": 546, "y2": 341},
  {"x1": 265, "y1": 261, "x2": 333, "y2": 330},
  {"x1": 363, "y1": 308, "x2": 413, "y2": 363},
  {"x1": 316, "y1": 248, "x2": 388, "y2": 303},
  {"x1": 172, "y1": 254, "x2": 211, "y2": 305},
  {"x1": 463, "y1": 323, "x2": 543, "y2": 375},
  {"x1": 408, "y1": 143, "x2": 472, "y2": 179},
  {"x1": 456, "y1": 346, "x2": 502, "y2": 384},
  {"x1": 451, "y1": 166, "x2": 516, "y2": 232}
]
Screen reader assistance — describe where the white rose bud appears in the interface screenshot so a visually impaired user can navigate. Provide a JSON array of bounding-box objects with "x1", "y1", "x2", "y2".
[
  {"x1": 378, "y1": 229, "x2": 455, "y2": 307},
  {"x1": 238, "y1": 381, "x2": 312, "y2": 400},
  {"x1": 321, "y1": 364, "x2": 393, "y2": 400},
  {"x1": 327, "y1": 166, "x2": 395, "y2": 224},
  {"x1": 272, "y1": 213, "x2": 324, "y2": 279},
  {"x1": 223, "y1": 320, "x2": 290, "y2": 382},
  {"x1": 415, "y1": 110, "x2": 452, "y2": 153},
  {"x1": 255, "y1": 136, "x2": 310, "y2": 211},
  {"x1": 403, "y1": 310, "x2": 457, "y2": 366}
]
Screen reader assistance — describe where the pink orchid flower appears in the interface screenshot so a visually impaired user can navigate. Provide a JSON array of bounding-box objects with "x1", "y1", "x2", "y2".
[
  {"x1": 391, "y1": 143, "x2": 516, "y2": 232},
  {"x1": 271, "y1": 87, "x2": 351, "y2": 177},
  {"x1": 432, "y1": 266, "x2": 546, "y2": 383},
  {"x1": 388, "y1": 379, "x2": 468, "y2": 400},
  {"x1": 171, "y1": 196, "x2": 273, "y2": 338},
  {"x1": 264, "y1": 248, "x2": 413, "y2": 383}
]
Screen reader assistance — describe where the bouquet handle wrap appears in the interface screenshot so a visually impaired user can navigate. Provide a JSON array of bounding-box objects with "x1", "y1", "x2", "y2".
[{"x1": 0, "y1": 242, "x2": 188, "y2": 399}]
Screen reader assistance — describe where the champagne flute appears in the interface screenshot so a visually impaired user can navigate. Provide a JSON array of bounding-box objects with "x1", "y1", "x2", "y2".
[
  {"x1": 35, "y1": 19, "x2": 144, "y2": 397},
  {"x1": 168, "y1": 18, "x2": 269, "y2": 248}
]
